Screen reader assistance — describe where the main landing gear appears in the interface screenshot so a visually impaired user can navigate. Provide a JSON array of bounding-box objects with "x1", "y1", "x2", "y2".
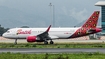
[
  {"x1": 44, "y1": 40, "x2": 54, "y2": 44},
  {"x1": 50, "y1": 40, "x2": 54, "y2": 44}
]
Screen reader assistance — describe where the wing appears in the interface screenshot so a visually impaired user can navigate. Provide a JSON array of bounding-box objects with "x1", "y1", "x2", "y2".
[{"x1": 37, "y1": 25, "x2": 51, "y2": 40}]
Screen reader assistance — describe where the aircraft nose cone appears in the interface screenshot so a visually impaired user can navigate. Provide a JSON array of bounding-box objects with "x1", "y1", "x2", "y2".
[
  {"x1": 2, "y1": 33, "x2": 5, "y2": 37},
  {"x1": 2, "y1": 33, "x2": 6, "y2": 38}
]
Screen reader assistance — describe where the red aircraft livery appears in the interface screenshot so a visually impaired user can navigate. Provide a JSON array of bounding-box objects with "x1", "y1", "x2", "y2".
[{"x1": 17, "y1": 29, "x2": 31, "y2": 34}]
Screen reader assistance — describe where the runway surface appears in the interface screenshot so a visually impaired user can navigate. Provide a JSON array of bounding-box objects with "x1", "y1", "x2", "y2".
[{"x1": 0, "y1": 48, "x2": 105, "y2": 54}]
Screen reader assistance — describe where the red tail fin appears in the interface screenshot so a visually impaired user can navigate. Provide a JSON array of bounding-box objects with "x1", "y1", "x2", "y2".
[
  {"x1": 69, "y1": 11, "x2": 100, "y2": 38},
  {"x1": 82, "y1": 11, "x2": 100, "y2": 28}
]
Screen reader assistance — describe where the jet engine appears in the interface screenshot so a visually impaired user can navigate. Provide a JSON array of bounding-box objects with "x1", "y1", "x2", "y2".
[{"x1": 27, "y1": 36, "x2": 37, "y2": 42}]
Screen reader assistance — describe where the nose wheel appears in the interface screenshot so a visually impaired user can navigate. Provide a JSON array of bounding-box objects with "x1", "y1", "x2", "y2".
[{"x1": 14, "y1": 39, "x2": 17, "y2": 44}]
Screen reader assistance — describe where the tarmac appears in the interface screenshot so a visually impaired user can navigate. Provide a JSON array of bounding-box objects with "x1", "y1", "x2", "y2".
[
  {"x1": 0, "y1": 48, "x2": 104, "y2": 54},
  {"x1": 0, "y1": 36, "x2": 105, "y2": 43}
]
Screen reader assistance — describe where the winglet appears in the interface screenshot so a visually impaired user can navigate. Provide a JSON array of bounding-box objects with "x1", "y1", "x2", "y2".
[{"x1": 46, "y1": 25, "x2": 51, "y2": 32}]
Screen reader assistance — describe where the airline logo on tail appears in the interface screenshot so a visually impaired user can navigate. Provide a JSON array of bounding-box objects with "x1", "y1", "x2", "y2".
[
  {"x1": 69, "y1": 11, "x2": 101, "y2": 38},
  {"x1": 82, "y1": 11, "x2": 99, "y2": 28}
]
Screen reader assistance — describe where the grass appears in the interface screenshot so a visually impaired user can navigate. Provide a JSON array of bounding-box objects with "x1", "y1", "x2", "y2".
[
  {"x1": 0, "y1": 42, "x2": 105, "y2": 48},
  {"x1": 0, "y1": 52, "x2": 104, "y2": 59},
  {"x1": 0, "y1": 43, "x2": 105, "y2": 59}
]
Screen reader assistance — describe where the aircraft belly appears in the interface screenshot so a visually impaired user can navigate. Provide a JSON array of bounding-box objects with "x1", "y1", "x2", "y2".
[{"x1": 58, "y1": 34, "x2": 72, "y2": 38}]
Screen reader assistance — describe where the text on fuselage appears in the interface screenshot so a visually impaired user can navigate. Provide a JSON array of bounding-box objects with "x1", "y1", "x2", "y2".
[{"x1": 17, "y1": 29, "x2": 31, "y2": 34}]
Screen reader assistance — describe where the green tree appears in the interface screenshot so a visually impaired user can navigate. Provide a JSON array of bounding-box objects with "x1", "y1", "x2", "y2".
[{"x1": 0, "y1": 25, "x2": 9, "y2": 36}]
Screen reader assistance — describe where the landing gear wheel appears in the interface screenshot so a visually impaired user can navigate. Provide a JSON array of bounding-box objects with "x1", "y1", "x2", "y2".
[
  {"x1": 44, "y1": 41, "x2": 48, "y2": 44},
  {"x1": 50, "y1": 41, "x2": 54, "y2": 44},
  {"x1": 14, "y1": 39, "x2": 17, "y2": 44}
]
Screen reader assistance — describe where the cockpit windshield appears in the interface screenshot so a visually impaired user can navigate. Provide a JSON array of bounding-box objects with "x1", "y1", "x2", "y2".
[{"x1": 6, "y1": 31, "x2": 10, "y2": 33}]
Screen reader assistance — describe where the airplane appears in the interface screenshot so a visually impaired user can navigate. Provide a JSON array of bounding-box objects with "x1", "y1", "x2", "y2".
[{"x1": 2, "y1": 11, "x2": 101, "y2": 44}]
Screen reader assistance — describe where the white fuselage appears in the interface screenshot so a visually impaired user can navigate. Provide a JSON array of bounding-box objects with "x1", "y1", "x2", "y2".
[{"x1": 2, "y1": 27, "x2": 79, "y2": 39}]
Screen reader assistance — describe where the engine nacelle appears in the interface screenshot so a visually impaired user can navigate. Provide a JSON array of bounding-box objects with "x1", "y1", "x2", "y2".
[{"x1": 27, "y1": 36, "x2": 37, "y2": 42}]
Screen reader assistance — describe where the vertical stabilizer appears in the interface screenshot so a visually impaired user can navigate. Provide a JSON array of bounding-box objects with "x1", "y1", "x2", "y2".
[
  {"x1": 82, "y1": 11, "x2": 100, "y2": 28},
  {"x1": 69, "y1": 11, "x2": 100, "y2": 38}
]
